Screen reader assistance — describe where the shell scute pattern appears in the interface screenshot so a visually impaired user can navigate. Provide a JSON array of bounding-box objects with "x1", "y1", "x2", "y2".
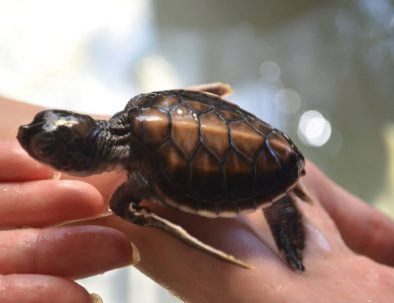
[
  {"x1": 127, "y1": 90, "x2": 300, "y2": 212},
  {"x1": 158, "y1": 141, "x2": 189, "y2": 190},
  {"x1": 228, "y1": 120, "x2": 265, "y2": 160},
  {"x1": 170, "y1": 104, "x2": 199, "y2": 159},
  {"x1": 199, "y1": 110, "x2": 230, "y2": 161}
]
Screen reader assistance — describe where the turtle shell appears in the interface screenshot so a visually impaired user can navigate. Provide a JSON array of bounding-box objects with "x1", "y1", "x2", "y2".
[{"x1": 126, "y1": 90, "x2": 305, "y2": 217}]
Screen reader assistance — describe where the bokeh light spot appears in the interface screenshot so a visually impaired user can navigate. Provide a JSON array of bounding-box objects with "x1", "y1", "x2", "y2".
[{"x1": 298, "y1": 110, "x2": 332, "y2": 147}]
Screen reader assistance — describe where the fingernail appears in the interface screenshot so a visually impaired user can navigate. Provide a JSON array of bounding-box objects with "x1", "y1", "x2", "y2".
[
  {"x1": 130, "y1": 242, "x2": 140, "y2": 265},
  {"x1": 90, "y1": 293, "x2": 103, "y2": 303}
]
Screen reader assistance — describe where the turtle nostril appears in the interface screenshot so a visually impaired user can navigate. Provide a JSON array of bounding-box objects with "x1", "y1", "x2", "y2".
[
  {"x1": 17, "y1": 125, "x2": 31, "y2": 149},
  {"x1": 17, "y1": 122, "x2": 46, "y2": 152}
]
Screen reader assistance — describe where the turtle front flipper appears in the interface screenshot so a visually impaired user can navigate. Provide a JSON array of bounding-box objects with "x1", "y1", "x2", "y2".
[
  {"x1": 110, "y1": 171, "x2": 252, "y2": 270},
  {"x1": 263, "y1": 194, "x2": 305, "y2": 272},
  {"x1": 187, "y1": 82, "x2": 233, "y2": 97}
]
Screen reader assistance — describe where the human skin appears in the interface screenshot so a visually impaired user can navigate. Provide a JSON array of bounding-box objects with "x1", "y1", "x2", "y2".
[
  {"x1": 2, "y1": 97, "x2": 394, "y2": 302},
  {"x1": 0, "y1": 99, "x2": 137, "y2": 303}
]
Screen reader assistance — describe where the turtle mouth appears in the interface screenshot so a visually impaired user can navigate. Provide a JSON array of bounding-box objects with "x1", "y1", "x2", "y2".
[
  {"x1": 17, "y1": 111, "x2": 69, "y2": 162},
  {"x1": 17, "y1": 121, "x2": 47, "y2": 158}
]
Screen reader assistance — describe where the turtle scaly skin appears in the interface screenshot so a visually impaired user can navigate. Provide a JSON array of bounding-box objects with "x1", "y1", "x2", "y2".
[{"x1": 17, "y1": 83, "x2": 307, "y2": 271}]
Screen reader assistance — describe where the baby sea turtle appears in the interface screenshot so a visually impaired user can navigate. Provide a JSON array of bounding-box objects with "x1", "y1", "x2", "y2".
[{"x1": 17, "y1": 83, "x2": 308, "y2": 271}]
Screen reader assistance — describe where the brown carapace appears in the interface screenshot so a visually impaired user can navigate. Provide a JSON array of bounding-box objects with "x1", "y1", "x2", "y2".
[{"x1": 17, "y1": 83, "x2": 308, "y2": 271}]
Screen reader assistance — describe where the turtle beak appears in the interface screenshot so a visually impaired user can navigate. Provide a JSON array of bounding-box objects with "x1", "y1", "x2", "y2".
[
  {"x1": 17, "y1": 121, "x2": 45, "y2": 155},
  {"x1": 17, "y1": 124, "x2": 34, "y2": 151},
  {"x1": 17, "y1": 110, "x2": 56, "y2": 155}
]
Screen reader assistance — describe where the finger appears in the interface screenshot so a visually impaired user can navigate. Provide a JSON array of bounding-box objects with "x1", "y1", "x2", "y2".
[
  {"x1": 304, "y1": 161, "x2": 394, "y2": 266},
  {"x1": 0, "y1": 274, "x2": 93, "y2": 303},
  {"x1": 91, "y1": 208, "x2": 288, "y2": 301},
  {"x1": 0, "y1": 141, "x2": 53, "y2": 181},
  {"x1": 0, "y1": 180, "x2": 106, "y2": 227},
  {"x1": 0, "y1": 226, "x2": 138, "y2": 279}
]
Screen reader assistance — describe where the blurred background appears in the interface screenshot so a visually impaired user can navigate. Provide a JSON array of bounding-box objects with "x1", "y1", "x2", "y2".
[{"x1": 0, "y1": 0, "x2": 393, "y2": 302}]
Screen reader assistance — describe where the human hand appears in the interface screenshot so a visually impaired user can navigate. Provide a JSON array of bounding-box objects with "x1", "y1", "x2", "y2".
[
  {"x1": 87, "y1": 162, "x2": 394, "y2": 303},
  {"x1": 3, "y1": 98, "x2": 394, "y2": 302},
  {"x1": 0, "y1": 141, "x2": 138, "y2": 303}
]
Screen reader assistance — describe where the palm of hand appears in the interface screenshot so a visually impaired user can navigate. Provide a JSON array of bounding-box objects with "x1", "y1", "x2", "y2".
[{"x1": 84, "y1": 161, "x2": 394, "y2": 303}]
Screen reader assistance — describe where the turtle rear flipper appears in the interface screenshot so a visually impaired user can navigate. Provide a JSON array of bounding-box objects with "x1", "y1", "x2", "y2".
[
  {"x1": 187, "y1": 82, "x2": 233, "y2": 97},
  {"x1": 264, "y1": 194, "x2": 305, "y2": 272}
]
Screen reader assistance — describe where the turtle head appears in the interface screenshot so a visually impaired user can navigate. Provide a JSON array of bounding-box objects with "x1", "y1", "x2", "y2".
[{"x1": 17, "y1": 110, "x2": 104, "y2": 175}]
